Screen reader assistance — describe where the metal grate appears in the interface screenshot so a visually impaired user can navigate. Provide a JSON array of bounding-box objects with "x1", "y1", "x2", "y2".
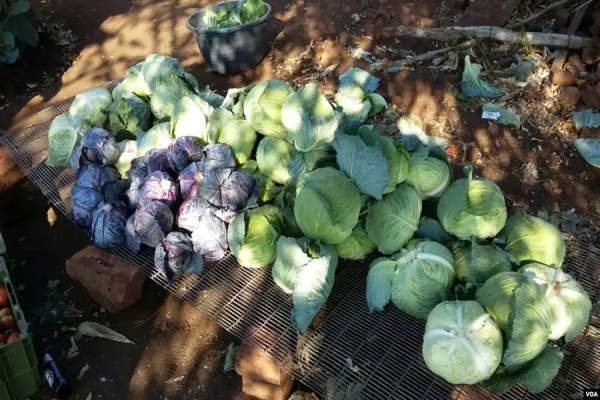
[{"x1": 2, "y1": 84, "x2": 600, "y2": 399}]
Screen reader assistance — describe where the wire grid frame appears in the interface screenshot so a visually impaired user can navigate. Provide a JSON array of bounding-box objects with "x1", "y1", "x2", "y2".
[{"x1": 2, "y1": 83, "x2": 600, "y2": 400}]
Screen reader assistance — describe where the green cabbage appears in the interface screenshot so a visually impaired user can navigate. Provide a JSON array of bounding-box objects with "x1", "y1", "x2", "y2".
[
  {"x1": 294, "y1": 167, "x2": 361, "y2": 245},
  {"x1": 405, "y1": 145, "x2": 452, "y2": 199},
  {"x1": 47, "y1": 115, "x2": 90, "y2": 168},
  {"x1": 460, "y1": 55, "x2": 504, "y2": 98},
  {"x1": 207, "y1": 108, "x2": 234, "y2": 143},
  {"x1": 437, "y1": 165, "x2": 507, "y2": 240},
  {"x1": 333, "y1": 223, "x2": 375, "y2": 260},
  {"x1": 257, "y1": 137, "x2": 295, "y2": 185},
  {"x1": 108, "y1": 92, "x2": 153, "y2": 136},
  {"x1": 215, "y1": 119, "x2": 257, "y2": 165},
  {"x1": 115, "y1": 140, "x2": 138, "y2": 178},
  {"x1": 423, "y1": 300, "x2": 503, "y2": 385},
  {"x1": 519, "y1": 263, "x2": 591, "y2": 342},
  {"x1": 150, "y1": 74, "x2": 195, "y2": 119},
  {"x1": 476, "y1": 272, "x2": 553, "y2": 372},
  {"x1": 365, "y1": 184, "x2": 422, "y2": 254},
  {"x1": 111, "y1": 64, "x2": 151, "y2": 100},
  {"x1": 272, "y1": 236, "x2": 338, "y2": 334},
  {"x1": 243, "y1": 80, "x2": 294, "y2": 138},
  {"x1": 170, "y1": 94, "x2": 214, "y2": 140},
  {"x1": 454, "y1": 238, "x2": 512, "y2": 287},
  {"x1": 501, "y1": 208, "x2": 566, "y2": 268},
  {"x1": 136, "y1": 122, "x2": 173, "y2": 156},
  {"x1": 69, "y1": 87, "x2": 113, "y2": 127},
  {"x1": 228, "y1": 205, "x2": 283, "y2": 269}
]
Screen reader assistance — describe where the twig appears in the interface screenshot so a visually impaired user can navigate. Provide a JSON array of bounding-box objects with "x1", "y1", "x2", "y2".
[
  {"x1": 572, "y1": 0, "x2": 594, "y2": 13},
  {"x1": 507, "y1": 0, "x2": 572, "y2": 29},
  {"x1": 381, "y1": 25, "x2": 599, "y2": 49},
  {"x1": 375, "y1": 40, "x2": 475, "y2": 71}
]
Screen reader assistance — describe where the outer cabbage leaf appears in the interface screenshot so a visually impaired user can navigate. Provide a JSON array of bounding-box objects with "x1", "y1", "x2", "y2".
[
  {"x1": 366, "y1": 257, "x2": 396, "y2": 312},
  {"x1": 365, "y1": 184, "x2": 422, "y2": 254},
  {"x1": 437, "y1": 165, "x2": 507, "y2": 240},
  {"x1": 272, "y1": 236, "x2": 312, "y2": 294},
  {"x1": 137, "y1": 122, "x2": 173, "y2": 156},
  {"x1": 519, "y1": 263, "x2": 591, "y2": 342},
  {"x1": 501, "y1": 208, "x2": 566, "y2": 267},
  {"x1": 477, "y1": 273, "x2": 553, "y2": 373},
  {"x1": 454, "y1": 238, "x2": 512, "y2": 287},
  {"x1": 69, "y1": 87, "x2": 112, "y2": 127},
  {"x1": 140, "y1": 54, "x2": 183, "y2": 94},
  {"x1": 294, "y1": 167, "x2": 361, "y2": 245},
  {"x1": 115, "y1": 140, "x2": 138, "y2": 178},
  {"x1": 47, "y1": 115, "x2": 90, "y2": 168},
  {"x1": 482, "y1": 103, "x2": 521, "y2": 128},
  {"x1": 190, "y1": 210, "x2": 228, "y2": 261},
  {"x1": 282, "y1": 83, "x2": 341, "y2": 152},
  {"x1": 243, "y1": 80, "x2": 295, "y2": 138},
  {"x1": 257, "y1": 137, "x2": 295, "y2": 185},
  {"x1": 390, "y1": 239, "x2": 456, "y2": 319},
  {"x1": 108, "y1": 92, "x2": 153, "y2": 136},
  {"x1": 334, "y1": 223, "x2": 375, "y2": 260},
  {"x1": 170, "y1": 94, "x2": 214, "y2": 140},
  {"x1": 150, "y1": 74, "x2": 195, "y2": 119},
  {"x1": 207, "y1": 108, "x2": 234, "y2": 143},
  {"x1": 423, "y1": 300, "x2": 503, "y2": 385},
  {"x1": 333, "y1": 131, "x2": 390, "y2": 200},
  {"x1": 460, "y1": 55, "x2": 504, "y2": 98},
  {"x1": 227, "y1": 205, "x2": 283, "y2": 268},
  {"x1": 482, "y1": 345, "x2": 564, "y2": 394},
  {"x1": 338, "y1": 67, "x2": 380, "y2": 94},
  {"x1": 575, "y1": 138, "x2": 600, "y2": 168},
  {"x1": 573, "y1": 109, "x2": 600, "y2": 130},
  {"x1": 216, "y1": 119, "x2": 257, "y2": 165},
  {"x1": 414, "y1": 216, "x2": 453, "y2": 244},
  {"x1": 334, "y1": 85, "x2": 371, "y2": 131}
]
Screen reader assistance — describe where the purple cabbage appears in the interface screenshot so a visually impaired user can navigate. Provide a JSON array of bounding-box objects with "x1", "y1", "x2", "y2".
[
  {"x1": 154, "y1": 231, "x2": 203, "y2": 282},
  {"x1": 102, "y1": 179, "x2": 131, "y2": 204},
  {"x1": 190, "y1": 210, "x2": 228, "y2": 262},
  {"x1": 138, "y1": 171, "x2": 179, "y2": 207},
  {"x1": 200, "y1": 143, "x2": 236, "y2": 172},
  {"x1": 197, "y1": 168, "x2": 258, "y2": 222},
  {"x1": 91, "y1": 201, "x2": 128, "y2": 249},
  {"x1": 125, "y1": 215, "x2": 141, "y2": 252},
  {"x1": 167, "y1": 136, "x2": 204, "y2": 173},
  {"x1": 146, "y1": 148, "x2": 173, "y2": 175},
  {"x1": 76, "y1": 164, "x2": 120, "y2": 189},
  {"x1": 177, "y1": 196, "x2": 215, "y2": 232},
  {"x1": 81, "y1": 127, "x2": 120, "y2": 166},
  {"x1": 69, "y1": 145, "x2": 92, "y2": 173},
  {"x1": 126, "y1": 157, "x2": 149, "y2": 180},
  {"x1": 71, "y1": 185, "x2": 103, "y2": 228},
  {"x1": 178, "y1": 162, "x2": 204, "y2": 200},
  {"x1": 132, "y1": 201, "x2": 174, "y2": 248}
]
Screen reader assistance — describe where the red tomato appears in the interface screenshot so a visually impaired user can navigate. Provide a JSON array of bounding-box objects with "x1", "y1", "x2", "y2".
[
  {"x1": 6, "y1": 331, "x2": 19, "y2": 344},
  {"x1": 0, "y1": 286, "x2": 8, "y2": 308}
]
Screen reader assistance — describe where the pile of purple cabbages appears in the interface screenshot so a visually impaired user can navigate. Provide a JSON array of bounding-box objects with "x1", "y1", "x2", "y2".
[{"x1": 69, "y1": 127, "x2": 259, "y2": 283}]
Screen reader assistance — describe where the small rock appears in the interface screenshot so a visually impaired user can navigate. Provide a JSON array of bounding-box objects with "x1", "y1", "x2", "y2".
[
  {"x1": 337, "y1": 32, "x2": 349, "y2": 47},
  {"x1": 580, "y1": 83, "x2": 600, "y2": 110},
  {"x1": 66, "y1": 246, "x2": 145, "y2": 312},
  {"x1": 467, "y1": 146, "x2": 481, "y2": 163},
  {"x1": 561, "y1": 86, "x2": 581, "y2": 108},
  {"x1": 552, "y1": 70, "x2": 576, "y2": 87},
  {"x1": 553, "y1": 8, "x2": 570, "y2": 30},
  {"x1": 582, "y1": 48, "x2": 600, "y2": 65}
]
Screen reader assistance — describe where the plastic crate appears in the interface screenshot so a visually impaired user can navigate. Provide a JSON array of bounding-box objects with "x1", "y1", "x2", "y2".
[{"x1": 0, "y1": 234, "x2": 41, "y2": 400}]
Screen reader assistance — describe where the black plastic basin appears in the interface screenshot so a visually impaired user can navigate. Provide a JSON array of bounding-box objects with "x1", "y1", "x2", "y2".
[{"x1": 186, "y1": 1, "x2": 272, "y2": 75}]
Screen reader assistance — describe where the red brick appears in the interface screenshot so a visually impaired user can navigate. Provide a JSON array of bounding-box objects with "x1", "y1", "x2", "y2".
[
  {"x1": 66, "y1": 245, "x2": 145, "y2": 312},
  {"x1": 241, "y1": 375, "x2": 294, "y2": 400}
]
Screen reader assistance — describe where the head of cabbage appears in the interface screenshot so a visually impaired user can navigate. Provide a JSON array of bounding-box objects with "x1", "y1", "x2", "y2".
[
  {"x1": 404, "y1": 144, "x2": 452, "y2": 200},
  {"x1": 454, "y1": 237, "x2": 512, "y2": 287},
  {"x1": 47, "y1": 115, "x2": 91, "y2": 168},
  {"x1": 501, "y1": 208, "x2": 566, "y2": 268},
  {"x1": 69, "y1": 87, "x2": 113, "y2": 127},
  {"x1": 437, "y1": 165, "x2": 507, "y2": 240},
  {"x1": 243, "y1": 80, "x2": 295, "y2": 139},
  {"x1": 423, "y1": 300, "x2": 503, "y2": 385}
]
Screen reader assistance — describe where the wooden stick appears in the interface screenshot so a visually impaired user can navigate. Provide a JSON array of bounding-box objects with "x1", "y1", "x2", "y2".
[
  {"x1": 381, "y1": 25, "x2": 599, "y2": 49},
  {"x1": 551, "y1": 0, "x2": 589, "y2": 72},
  {"x1": 506, "y1": 0, "x2": 572, "y2": 29},
  {"x1": 375, "y1": 40, "x2": 475, "y2": 71}
]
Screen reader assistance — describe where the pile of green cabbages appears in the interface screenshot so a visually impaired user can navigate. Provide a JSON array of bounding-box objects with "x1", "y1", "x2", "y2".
[{"x1": 46, "y1": 53, "x2": 591, "y2": 395}]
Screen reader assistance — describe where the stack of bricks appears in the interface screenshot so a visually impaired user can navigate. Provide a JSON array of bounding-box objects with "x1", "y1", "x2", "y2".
[{"x1": 235, "y1": 326, "x2": 294, "y2": 400}]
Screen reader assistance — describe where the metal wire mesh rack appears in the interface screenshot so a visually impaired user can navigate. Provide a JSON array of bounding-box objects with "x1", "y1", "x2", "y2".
[{"x1": 2, "y1": 83, "x2": 600, "y2": 399}]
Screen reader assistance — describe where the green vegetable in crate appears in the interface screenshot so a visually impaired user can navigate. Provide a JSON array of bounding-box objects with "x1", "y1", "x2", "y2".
[
  {"x1": 228, "y1": 205, "x2": 284, "y2": 269},
  {"x1": 500, "y1": 208, "x2": 566, "y2": 268},
  {"x1": 203, "y1": 0, "x2": 267, "y2": 29},
  {"x1": 454, "y1": 238, "x2": 511, "y2": 287},
  {"x1": 482, "y1": 345, "x2": 564, "y2": 394},
  {"x1": 170, "y1": 94, "x2": 214, "y2": 140},
  {"x1": 476, "y1": 272, "x2": 553, "y2": 372},
  {"x1": 437, "y1": 165, "x2": 507, "y2": 240},
  {"x1": 519, "y1": 263, "x2": 591, "y2": 343},
  {"x1": 366, "y1": 239, "x2": 455, "y2": 319},
  {"x1": 294, "y1": 168, "x2": 361, "y2": 245},
  {"x1": 214, "y1": 119, "x2": 257, "y2": 165},
  {"x1": 243, "y1": 80, "x2": 295, "y2": 138},
  {"x1": 69, "y1": 87, "x2": 113, "y2": 127},
  {"x1": 404, "y1": 145, "x2": 452, "y2": 200},
  {"x1": 47, "y1": 114, "x2": 90, "y2": 168},
  {"x1": 365, "y1": 184, "x2": 421, "y2": 254},
  {"x1": 108, "y1": 92, "x2": 153, "y2": 137},
  {"x1": 272, "y1": 236, "x2": 338, "y2": 334},
  {"x1": 422, "y1": 300, "x2": 503, "y2": 385},
  {"x1": 256, "y1": 137, "x2": 295, "y2": 185},
  {"x1": 334, "y1": 222, "x2": 375, "y2": 261}
]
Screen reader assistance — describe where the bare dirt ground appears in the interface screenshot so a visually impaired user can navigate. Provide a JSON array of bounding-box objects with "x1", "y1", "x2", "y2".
[{"x1": 1, "y1": 0, "x2": 600, "y2": 398}]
